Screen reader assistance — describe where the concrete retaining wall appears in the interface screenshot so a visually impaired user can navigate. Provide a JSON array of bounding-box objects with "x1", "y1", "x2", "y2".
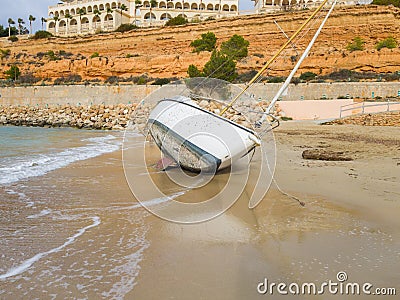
[
  {"x1": 0, "y1": 85, "x2": 159, "y2": 106},
  {"x1": 1, "y1": 82, "x2": 400, "y2": 120}
]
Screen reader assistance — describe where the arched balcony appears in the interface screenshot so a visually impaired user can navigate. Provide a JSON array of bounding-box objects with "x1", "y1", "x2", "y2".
[
  {"x1": 144, "y1": 12, "x2": 157, "y2": 20},
  {"x1": 161, "y1": 13, "x2": 172, "y2": 20}
]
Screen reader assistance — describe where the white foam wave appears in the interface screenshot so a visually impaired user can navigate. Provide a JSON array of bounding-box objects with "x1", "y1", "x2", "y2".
[
  {"x1": 0, "y1": 135, "x2": 120, "y2": 185},
  {"x1": 4, "y1": 188, "x2": 34, "y2": 207},
  {"x1": 116, "y1": 190, "x2": 187, "y2": 211},
  {"x1": 27, "y1": 209, "x2": 52, "y2": 219},
  {"x1": 0, "y1": 216, "x2": 101, "y2": 280}
]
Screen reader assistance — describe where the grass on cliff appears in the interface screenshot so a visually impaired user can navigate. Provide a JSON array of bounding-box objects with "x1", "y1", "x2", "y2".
[
  {"x1": 31, "y1": 30, "x2": 53, "y2": 40},
  {"x1": 376, "y1": 37, "x2": 398, "y2": 50},
  {"x1": 372, "y1": 0, "x2": 400, "y2": 7},
  {"x1": 346, "y1": 37, "x2": 365, "y2": 52}
]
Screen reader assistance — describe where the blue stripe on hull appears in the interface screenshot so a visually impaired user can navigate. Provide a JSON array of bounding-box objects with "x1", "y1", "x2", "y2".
[{"x1": 148, "y1": 119, "x2": 222, "y2": 173}]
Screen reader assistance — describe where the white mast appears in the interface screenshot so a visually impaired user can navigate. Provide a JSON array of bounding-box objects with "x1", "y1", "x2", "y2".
[{"x1": 265, "y1": 0, "x2": 338, "y2": 114}]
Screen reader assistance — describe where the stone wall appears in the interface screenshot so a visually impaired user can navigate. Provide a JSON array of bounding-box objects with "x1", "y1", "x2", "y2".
[{"x1": 1, "y1": 82, "x2": 399, "y2": 107}]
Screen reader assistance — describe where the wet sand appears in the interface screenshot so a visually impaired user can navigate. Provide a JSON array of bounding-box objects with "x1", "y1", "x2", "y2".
[
  {"x1": 1, "y1": 121, "x2": 399, "y2": 299},
  {"x1": 128, "y1": 121, "x2": 400, "y2": 299}
]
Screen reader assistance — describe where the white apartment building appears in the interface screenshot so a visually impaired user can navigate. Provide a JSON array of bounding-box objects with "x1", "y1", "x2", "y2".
[
  {"x1": 47, "y1": 0, "x2": 239, "y2": 35},
  {"x1": 252, "y1": 0, "x2": 367, "y2": 12}
]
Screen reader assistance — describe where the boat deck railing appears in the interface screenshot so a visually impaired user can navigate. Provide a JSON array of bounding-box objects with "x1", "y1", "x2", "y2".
[{"x1": 339, "y1": 101, "x2": 400, "y2": 118}]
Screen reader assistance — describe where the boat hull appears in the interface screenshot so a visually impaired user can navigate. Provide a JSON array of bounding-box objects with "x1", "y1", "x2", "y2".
[{"x1": 147, "y1": 97, "x2": 260, "y2": 173}]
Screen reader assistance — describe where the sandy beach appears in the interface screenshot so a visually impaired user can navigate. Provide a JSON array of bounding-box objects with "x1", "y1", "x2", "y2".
[{"x1": 0, "y1": 121, "x2": 399, "y2": 299}]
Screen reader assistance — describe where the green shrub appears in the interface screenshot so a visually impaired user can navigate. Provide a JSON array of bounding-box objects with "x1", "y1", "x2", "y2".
[
  {"x1": 267, "y1": 76, "x2": 285, "y2": 83},
  {"x1": 53, "y1": 74, "x2": 82, "y2": 85},
  {"x1": 137, "y1": 76, "x2": 147, "y2": 85},
  {"x1": 152, "y1": 78, "x2": 172, "y2": 85},
  {"x1": 190, "y1": 32, "x2": 217, "y2": 53},
  {"x1": 220, "y1": 34, "x2": 249, "y2": 61},
  {"x1": 32, "y1": 30, "x2": 52, "y2": 39},
  {"x1": 47, "y1": 50, "x2": 59, "y2": 61},
  {"x1": 105, "y1": 76, "x2": 120, "y2": 84},
  {"x1": 291, "y1": 77, "x2": 301, "y2": 85},
  {"x1": 90, "y1": 52, "x2": 100, "y2": 58},
  {"x1": 165, "y1": 16, "x2": 188, "y2": 26},
  {"x1": 5, "y1": 65, "x2": 21, "y2": 80},
  {"x1": 126, "y1": 53, "x2": 139, "y2": 58},
  {"x1": 376, "y1": 36, "x2": 398, "y2": 50},
  {"x1": 115, "y1": 24, "x2": 138, "y2": 33},
  {"x1": 372, "y1": 0, "x2": 400, "y2": 8},
  {"x1": 0, "y1": 49, "x2": 11, "y2": 59},
  {"x1": 202, "y1": 50, "x2": 237, "y2": 82},
  {"x1": 299, "y1": 71, "x2": 317, "y2": 81},
  {"x1": 8, "y1": 35, "x2": 18, "y2": 42},
  {"x1": 18, "y1": 73, "x2": 41, "y2": 84},
  {"x1": 346, "y1": 37, "x2": 365, "y2": 52},
  {"x1": 187, "y1": 64, "x2": 203, "y2": 78}
]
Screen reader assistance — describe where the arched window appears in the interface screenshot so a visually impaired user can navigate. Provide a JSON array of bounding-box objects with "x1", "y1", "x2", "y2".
[
  {"x1": 70, "y1": 19, "x2": 78, "y2": 25},
  {"x1": 71, "y1": 9, "x2": 76, "y2": 15},
  {"x1": 199, "y1": 3, "x2": 205, "y2": 10},
  {"x1": 167, "y1": 1, "x2": 174, "y2": 8},
  {"x1": 222, "y1": 4, "x2": 229, "y2": 11},
  {"x1": 49, "y1": 22, "x2": 56, "y2": 28},
  {"x1": 160, "y1": 13, "x2": 172, "y2": 20},
  {"x1": 207, "y1": 4, "x2": 213, "y2": 10},
  {"x1": 99, "y1": 4, "x2": 105, "y2": 11},
  {"x1": 105, "y1": 14, "x2": 113, "y2": 21},
  {"x1": 93, "y1": 5, "x2": 99, "y2": 11},
  {"x1": 65, "y1": 9, "x2": 70, "y2": 15},
  {"x1": 87, "y1": 6, "x2": 93, "y2": 13},
  {"x1": 93, "y1": 15, "x2": 101, "y2": 23},
  {"x1": 81, "y1": 17, "x2": 89, "y2": 24},
  {"x1": 143, "y1": 1, "x2": 150, "y2": 7},
  {"x1": 175, "y1": 2, "x2": 182, "y2": 9},
  {"x1": 59, "y1": 20, "x2": 66, "y2": 27},
  {"x1": 191, "y1": 3, "x2": 198, "y2": 10},
  {"x1": 215, "y1": 4, "x2": 220, "y2": 11},
  {"x1": 183, "y1": 3, "x2": 190, "y2": 9},
  {"x1": 60, "y1": 10, "x2": 65, "y2": 17},
  {"x1": 230, "y1": 5, "x2": 237, "y2": 11},
  {"x1": 159, "y1": 1, "x2": 166, "y2": 8},
  {"x1": 144, "y1": 12, "x2": 156, "y2": 20},
  {"x1": 111, "y1": 2, "x2": 117, "y2": 9}
]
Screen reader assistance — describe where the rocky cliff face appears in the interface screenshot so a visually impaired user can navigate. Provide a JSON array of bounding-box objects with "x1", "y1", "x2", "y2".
[{"x1": 1, "y1": 5, "x2": 400, "y2": 82}]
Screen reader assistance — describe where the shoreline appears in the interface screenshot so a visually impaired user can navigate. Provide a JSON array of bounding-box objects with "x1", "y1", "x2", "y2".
[{"x1": 0, "y1": 121, "x2": 399, "y2": 298}]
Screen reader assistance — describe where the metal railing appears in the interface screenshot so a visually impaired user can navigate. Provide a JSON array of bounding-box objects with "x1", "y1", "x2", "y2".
[{"x1": 339, "y1": 101, "x2": 400, "y2": 118}]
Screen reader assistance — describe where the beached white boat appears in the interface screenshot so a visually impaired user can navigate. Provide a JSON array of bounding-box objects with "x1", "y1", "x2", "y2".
[
  {"x1": 146, "y1": 0, "x2": 336, "y2": 173},
  {"x1": 148, "y1": 96, "x2": 261, "y2": 172}
]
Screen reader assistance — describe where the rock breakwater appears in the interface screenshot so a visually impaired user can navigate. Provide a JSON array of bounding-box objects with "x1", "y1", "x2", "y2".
[
  {"x1": 0, "y1": 104, "x2": 137, "y2": 130},
  {"x1": 324, "y1": 111, "x2": 400, "y2": 127}
]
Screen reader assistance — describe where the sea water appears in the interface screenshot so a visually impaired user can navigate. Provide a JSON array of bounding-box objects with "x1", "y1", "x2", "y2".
[{"x1": 0, "y1": 126, "x2": 166, "y2": 298}]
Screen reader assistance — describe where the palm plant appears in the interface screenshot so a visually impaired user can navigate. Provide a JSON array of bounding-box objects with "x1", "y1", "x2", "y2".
[
  {"x1": 149, "y1": 0, "x2": 157, "y2": 26},
  {"x1": 64, "y1": 13, "x2": 72, "y2": 33},
  {"x1": 8, "y1": 18, "x2": 15, "y2": 37},
  {"x1": 77, "y1": 8, "x2": 85, "y2": 33},
  {"x1": 134, "y1": 0, "x2": 142, "y2": 26},
  {"x1": 41, "y1": 17, "x2": 47, "y2": 30},
  {"x1": 93, "y1": 9, "x2": 101, "y2": 29},
  {"x1": 53, "y1": 16, "x2": 59, "y2": 33},
  {"x1": 29, "y1": 15, "x2": 36, "y2": 35},
  {"x1": 17, "y1": 18, "x2": 25, "y2": 35},
  {"x1": 119, "y1": 4, "x2": 128, "y2": 23}
]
